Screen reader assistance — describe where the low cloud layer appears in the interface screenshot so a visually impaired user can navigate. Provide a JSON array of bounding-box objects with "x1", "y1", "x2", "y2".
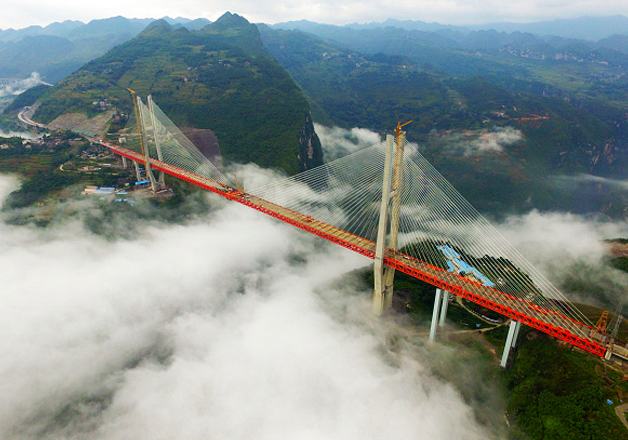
[
  {"x1": 0, "y1": 173, "x2": 498, "y2": 439},
  {"x1": 315, "y1": 124, "x2": 382, "y2": 161},
  {"x1": 496, "y1": 210, "x2": 628, "y2": 307},
  {"x1": 555, "y1": 173, "x2": 628, "y2": 191},
  {"x1": 473, "y1": 127, "x2": 523, "y2": 155},
  {"x1": 0, "y1": 72, "x2": 49, "y2": 98},
  {"x1": 429, "y1": 127, "x2": 524, "y2": 156}
]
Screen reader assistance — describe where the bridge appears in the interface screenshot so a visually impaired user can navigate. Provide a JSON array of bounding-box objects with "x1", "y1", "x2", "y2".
[{"x1": 98, "y1": 94, "x2": 627, "y2": 367}]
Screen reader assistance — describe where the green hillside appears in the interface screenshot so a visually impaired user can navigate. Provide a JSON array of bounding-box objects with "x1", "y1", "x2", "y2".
[
  {"x1": 259, "y1": 26, "x2": 628, "y2": 216},
  {"x1": 35, "y1": 13, "x2": 323, "y2": 174}
]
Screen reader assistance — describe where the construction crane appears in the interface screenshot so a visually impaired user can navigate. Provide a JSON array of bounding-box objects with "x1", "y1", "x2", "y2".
[
  {"x1": 610, "y1": 303, "x2": 624, "y2": 339},
  {"x1": 596, "y1": 311, "x2": 610, "y2": 334},
  {"x1": 395, "y1": 120, "x2": 412, "y2": 140}
]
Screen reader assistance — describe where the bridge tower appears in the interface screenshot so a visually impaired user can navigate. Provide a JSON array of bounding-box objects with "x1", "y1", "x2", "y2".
[
  {"x1": 129, "y1": 89, "x2": 156, "y2": 192},
  {"x1": 147, "y1": 95, "x2": 166, "y2": 187},
  {"x1": 373, "y1": 123, "x2": 409, "y2": 315}
]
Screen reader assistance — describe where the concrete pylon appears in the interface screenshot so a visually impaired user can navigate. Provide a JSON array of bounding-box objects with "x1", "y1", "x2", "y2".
[
  {"x1": 372, "y1": 134, "x2": 394, "y2": 315},
  {"x1": 372, "y1": 128, "x2": 407, "y2": 315},
  {"x1": 147, "y1": 95, "x2": 166, "y2": 187},
  {"x1": 136, "y1": 96, "x2": 156, "y2": 192}
]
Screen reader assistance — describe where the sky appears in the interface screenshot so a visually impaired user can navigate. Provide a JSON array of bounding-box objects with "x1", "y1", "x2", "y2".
[{"x1": 2, "y1": 0, "x2": 628, "y2": 31}]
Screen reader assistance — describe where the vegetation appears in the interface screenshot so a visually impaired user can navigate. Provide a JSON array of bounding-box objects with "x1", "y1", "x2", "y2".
[
  {"x1": 35, "y1": 13, "x2": 323, "y2": 175},
  {"x1": 260, "y1": 25, "x2": 628, "y2": 217},
  {"x1": 2, "y1": 84, "x2": 51, "y2": 114},
  {"x1": 5, "y1": 168, "x2": 76, "y2": 208},
  {"x1": 0, "y1": 131, "x2": 87, "y2": 208},
  {"x1": 506, "y1": 328, "x2": 628, "y2": 440}
]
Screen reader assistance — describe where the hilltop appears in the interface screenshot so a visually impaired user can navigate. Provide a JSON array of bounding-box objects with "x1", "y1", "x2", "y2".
[
  {"x1": 5, "y1": 13, "x2": 628, "y2": 214},
  {"x1": 33, "y1": 13, "x2": 323, "y2": 174},
  {"x1": 0, "y1": 17, "x2": 211, "y2": 83}
]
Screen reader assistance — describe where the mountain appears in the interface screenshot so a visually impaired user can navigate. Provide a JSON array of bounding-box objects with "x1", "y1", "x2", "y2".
[
  {"x1": 0, "y1": 35, "x2": 75, "y2": 78},
  {"x1": 64, "y1": 16, "x2": 153, "y2": 40},
  {"x1": 471, "y1": 15, "x2": 628, "y2": 41},
  {"x1": 0, "y1": 17, "x2": 211, "y2": 83},
  {"x1": 275, "y1": 15, "x2": 628, "y2": 41},
  {"x1": 260, "y1": 25, "x2": 628, "y2": 215},
  {"x1": 597, "y1": 34, "x2": 628, "y2": 55},
  {"x1": 34, "y1": 13, "x2": 323, "y2": 175},
  {"x1": 346, "y1": 18, "x2": 466, "y2": 33},
  {"x1": 270, "y1": 21, "x2": 628, "y2": 109},
  {"x1": 0, "y1": 20, "x2": 83, "y2": 41}
]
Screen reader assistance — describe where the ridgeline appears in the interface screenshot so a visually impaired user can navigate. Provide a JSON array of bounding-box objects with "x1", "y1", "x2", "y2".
[{"x1": 34, "y1": 13, "x2": 323, "y2": 175}]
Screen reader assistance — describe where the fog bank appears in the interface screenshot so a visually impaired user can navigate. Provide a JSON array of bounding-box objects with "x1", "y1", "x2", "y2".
[{"x1": 0, "y1": 173, "x2": 497, "y2": 439}]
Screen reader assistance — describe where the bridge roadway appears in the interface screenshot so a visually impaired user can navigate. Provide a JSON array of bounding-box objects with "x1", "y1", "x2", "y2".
[{"x1": 103, "y1": 142, "x2": 606, "y2": 357}]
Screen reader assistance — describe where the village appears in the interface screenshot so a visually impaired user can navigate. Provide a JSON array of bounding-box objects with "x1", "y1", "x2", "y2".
[{"x1": 0, "y1": 129, "x2": 175, "y2": 205}]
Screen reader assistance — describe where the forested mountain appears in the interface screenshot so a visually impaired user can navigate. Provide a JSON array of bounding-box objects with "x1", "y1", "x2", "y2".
[
  {"x1": 0, "y1": 17, "x2": 211, "y2": 83},
  {"x1": 260, "y1": 25, "x2": 628, "y2": 215},
  {"x1": 33, "y1": 13, "x2": 323, "y2": 174},
  {"x1": 276, "y1": 15, "x2": 628, "y2": 41},
  {"x1": 6, "y1": 13, "x2": 628, "y2": 214}
]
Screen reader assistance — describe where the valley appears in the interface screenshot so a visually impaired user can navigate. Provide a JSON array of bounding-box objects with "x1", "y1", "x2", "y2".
[{"x1": 1, "y1": 11, "x2": 628, "y2": 440}]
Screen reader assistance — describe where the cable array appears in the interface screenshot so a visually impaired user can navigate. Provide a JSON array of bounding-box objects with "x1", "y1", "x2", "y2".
[
  {"x1": 399, "y1": 143, "x2": 592, "y2": 327},
  {"x1": 126, "y1": 98, "x2": 233, "y2": 187},
  {"x1": 251, "y1": 141, "x2": 389, "y2": 243},
  {"x1": 122, "y1": 96, "x2": 592, "y2": 328},
  {"x1": 251, "y1": 139, "x2": 592, "y2": 328}
]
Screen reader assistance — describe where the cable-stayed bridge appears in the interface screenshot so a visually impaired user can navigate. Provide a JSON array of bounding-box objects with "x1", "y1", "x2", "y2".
[{"x1": 99, "y1": 95, "x2": 627, "y2": 366}]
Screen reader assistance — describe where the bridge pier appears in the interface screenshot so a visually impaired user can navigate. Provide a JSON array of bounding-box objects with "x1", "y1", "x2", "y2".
[
  {"x1": 429, "y1": 288, "x2": 443, "y2": 342},
  {"x1": 133, "y1": 160, "x2": 141, "y2": 181},
  {"x1": 429, "y1": 288, "x2": 450, "y2": 342},
  {"x1": 121, "y1": 156, "x2": 128, "y2": 169},
  {"x1": 439, "y1": 290, "x2": 450, "y2": 327},
  {"x1": 500, "y1": 320, "x2": 521, "y2": 368}
]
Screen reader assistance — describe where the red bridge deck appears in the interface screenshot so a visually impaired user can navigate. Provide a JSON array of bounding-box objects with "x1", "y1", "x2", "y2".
[{"x1": 104, "y1": 143, "x2": 606, "y2": 357}]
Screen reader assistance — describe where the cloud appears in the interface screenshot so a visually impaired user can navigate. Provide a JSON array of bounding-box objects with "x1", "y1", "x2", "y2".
[
  {"x1": 315, "y1": 124, "x2": 382, "y2": 161},
  {"x1": 472, "y1": 127, "x2": 523, "y2": 154},
  {"x1": 495, "y1": 210, "x2": 628, "y2": 306},
  {"x1": 0, "y1": 173, "x2": 499, "y2": 439},
  {"x1": 0, "y1": 72, "x2": 49, "y2": 98},
  {"x1": 0, "y1": 173, "x2": 20, "y2": 199},
  {"x1": 554, "y1": 173, "x2": 628, "y2": 191},
  {"x1": 428, "y1": 127, "x2": 523, "y2": 156}
]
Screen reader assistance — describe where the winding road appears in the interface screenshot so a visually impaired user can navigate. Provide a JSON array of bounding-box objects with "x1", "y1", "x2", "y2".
[
  {"x1": 615, "y1": 403, "x2": 628, "y2": 431},
  {"x1": 17, "y1": 106, "x2": 46, "y2": 129}
]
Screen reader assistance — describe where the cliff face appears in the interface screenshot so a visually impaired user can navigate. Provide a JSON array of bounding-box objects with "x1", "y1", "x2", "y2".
[{"x1": 298, "y1": 113, "x2": 324, "y2": 171}]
